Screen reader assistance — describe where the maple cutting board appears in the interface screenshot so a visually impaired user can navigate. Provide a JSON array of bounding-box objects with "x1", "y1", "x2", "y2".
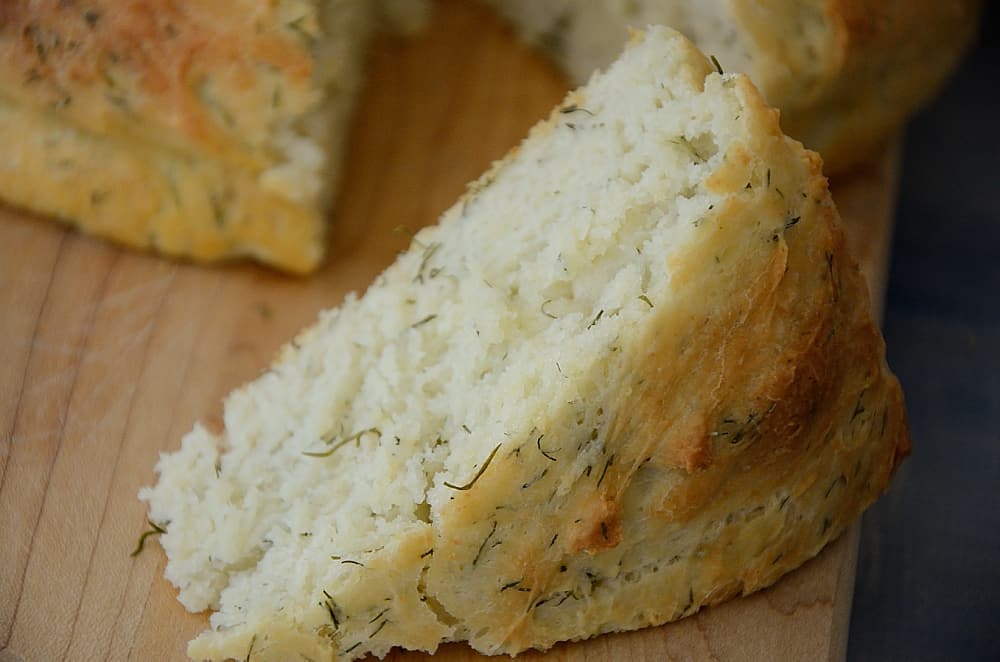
[{"x1": 0, "y1": 2, "x2": 900, "y2": 660}]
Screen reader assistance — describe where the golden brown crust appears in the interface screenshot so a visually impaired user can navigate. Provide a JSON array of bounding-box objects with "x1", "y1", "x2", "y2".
[
  {"x1": 0, "y1": 0, "x2": 364, "y2": 273},
  {"x1": 781, "y1": 0, "x2": 982, "y2": 171},
  {"x1": 423, "y1": 72, "x2": 909, "y2": 656},
  {"x1": 491, "y1": 0, "x2": 980, "y2": 174},
  {"x1": 0, "y1": 0, "x2": 313, "y2": 166},
  {"x1": 0, "y1": 94, "x2": 323, "y2": 273}
]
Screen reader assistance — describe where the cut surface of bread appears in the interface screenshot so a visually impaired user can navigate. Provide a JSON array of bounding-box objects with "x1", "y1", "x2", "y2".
[
  {"x1": 140, "y1": 26, "x2": 908, "y2": 661},
  {"x1": 0, "y1": 0, "x2": 422, "y2": 273},
  {"x1": 486, "y1": 0, "x2": 981, "y2": 174}
]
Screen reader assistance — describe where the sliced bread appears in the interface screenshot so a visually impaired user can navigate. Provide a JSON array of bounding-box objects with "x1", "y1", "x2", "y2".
[
  {"x1": 0, "y1": 0, "x2": 424, "y2": 273},
  {"x1": 140, "y1": 26, "x2": 908, "y2": 660},
  {"x1": 487, "y1": 0, "x2": 981, "y2": 174}
]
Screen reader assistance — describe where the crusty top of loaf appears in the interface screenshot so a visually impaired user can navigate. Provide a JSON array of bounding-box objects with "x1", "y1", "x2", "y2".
[
  {"x1": 0, "y1": 0, "x2": 383, "y2": 271},
  {"x1": 0, "y1": 0, "x2": 386, "y2": 213},
  {"x1": 141, "y1": 26, "x2": 907, "y2": 662},
  {"x1": 486, "y1": 0, "x2": 980, "y2": 174},
  {"x1": 1, "y1": 1, "x2": 316, "y2": 165}
]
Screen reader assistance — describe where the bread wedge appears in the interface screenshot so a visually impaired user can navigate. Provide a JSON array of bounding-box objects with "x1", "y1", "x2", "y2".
[
  {"x1": 0, "y1": 0, "x2": 423, "y2": 273},
  {"x1": 486, "y1": 0, "x2": 981, "y2": 174},
  {"x1": 140, "y1": 26, "x2": 908, "y2": 661}
]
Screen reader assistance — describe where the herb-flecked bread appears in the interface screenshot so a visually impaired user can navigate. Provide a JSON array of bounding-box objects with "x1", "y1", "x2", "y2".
[
  {"x1": 486, "y1": 0, "x2": 981, "y2": 174},
  {"x1": 140, "y1": 27, "x2": 908, "y2": 661},
  {"x1": 0, "y1": 0, "x2": 421, "y2": 274}
]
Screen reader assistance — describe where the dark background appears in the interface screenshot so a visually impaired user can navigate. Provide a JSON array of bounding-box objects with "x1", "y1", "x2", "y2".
[{"x1": 848, "y1": 6, "x2": 1000, "y2": 661}]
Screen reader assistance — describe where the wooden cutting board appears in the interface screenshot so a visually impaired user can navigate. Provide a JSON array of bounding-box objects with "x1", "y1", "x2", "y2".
[{"x1": 0, "y1": 2, "x2": 900, "y2": 660}]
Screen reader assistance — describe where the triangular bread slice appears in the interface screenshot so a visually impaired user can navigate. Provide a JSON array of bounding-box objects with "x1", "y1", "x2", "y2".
[{"x1": 140, "y1": 26, "x2": 909, "y2": 661}]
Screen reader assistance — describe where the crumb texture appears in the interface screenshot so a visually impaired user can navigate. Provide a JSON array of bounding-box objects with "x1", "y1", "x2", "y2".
[{"x1": 140, "y1": 26, "x2": 908, "y2": 662}]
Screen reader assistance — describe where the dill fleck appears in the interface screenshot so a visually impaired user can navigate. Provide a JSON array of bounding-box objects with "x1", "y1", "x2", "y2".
[
  {"x1": 825, "y1": 474, "x2": 847, "y2": 498},
  {"x1": 559, "y1": 104, "x2": 594, "y2": 115},
  {"x1": 420, "y1": 548, "x2": 434, "y2": 558},
  {"x1": 473, "y1": 520, "x2": 498, "y2": 566},
  {"x1": 303, "y1": 428, "x2": 380, "y2": 458},
  {"x1": 710, "y1": 54, "x2": 724, "y2": 74},
  {"x1": 500, "y1": 579, "x2": 522, "y2": 592},
  {"x1": 245, "y1": 634, "x2": 256, "y2": 662},
  {"x1": 637, "y1": 294, "x2": 654, "y2": 309},
  {"x1": 541, "y1": 299, "x2": 558, "y2": 319},
  {"x1": 587, "y1": 309, "x2": 604, "y2": 330},
  {"x1": 536, "y1": 435, "x2": 557, "y2": 462},
  {"x1": 596, "y1": 455, "x2": 614, "y2": 487},
  {"x1": 130, "y1": 519, "x2": 167, "y2": 557},
  {"x1": 462, "y1": 425, "x2": 471, "y2": 434},
  {"x1": 414, "y1": 242, "x2": 442, "y2": 283},
  {"x1": 521, "y1": 467, "x2": 549, "y2": 489},
  {"x1": 322, "y1": 590, "x2": 340, "y2": 628},
  {"x1": 286, "y1": 16, "x2": 316, "y2": 47},
  {"x1": 766, "y1": 168, "x2": 771, "y2": 188},
  {"x1": 369, "y1": 619, "x2": 389, "y2": 639},
  {"x1": 784, "y1": 216, "x2": 800, "y2": 229},
  {"x1": 548, "y1": 533, "x2": 559, "y2": 548},
  {"x1": 671, "y1": 137, "x2": 706, "y2": 163},
  {"x1": 344, "y1": 642, "x2": 361, "y2": 654},
  {"x1": 444, "y1": 444, "x2": 501, "y2": 491},
  {"x1": 340, "y1": 559, "x2": 364, "y2": 567},
  {"x1": 851, "y1": 390, "x2": 867, "y2": 421},
  {"x1": 368, "y1": 608, "x2": 389, "y2": 624},
  {"x1": 410, "y1": 314, "x2": 437, "y2": 328}
]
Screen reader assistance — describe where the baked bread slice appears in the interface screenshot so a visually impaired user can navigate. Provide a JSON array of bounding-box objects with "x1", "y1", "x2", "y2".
[
  {"x1": 0, "y1": 0, "x2": 423, "y2": 274},
  {"x1": 140, "y1": 26, "x2": 908, "y2": 661},
  {"x1": 486, "y1": 0, "x2": 981, "y2": 174}
]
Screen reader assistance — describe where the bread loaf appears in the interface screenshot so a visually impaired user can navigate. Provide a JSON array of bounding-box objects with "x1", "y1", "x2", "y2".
[
  {"x1": 0, "y1": 0, "x2": 423, "y2": 274},
  {"x1": 140, "y1": 26, "x2": 908, "y2": 660},
  {"x1": 486, "y1": 0, "x2": 981, "y2": 174}
]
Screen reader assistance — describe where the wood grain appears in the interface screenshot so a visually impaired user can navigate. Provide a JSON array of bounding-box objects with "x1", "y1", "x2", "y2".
[{"x1": 0, "y1": 2, "x2": 899, "y2": 660}]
